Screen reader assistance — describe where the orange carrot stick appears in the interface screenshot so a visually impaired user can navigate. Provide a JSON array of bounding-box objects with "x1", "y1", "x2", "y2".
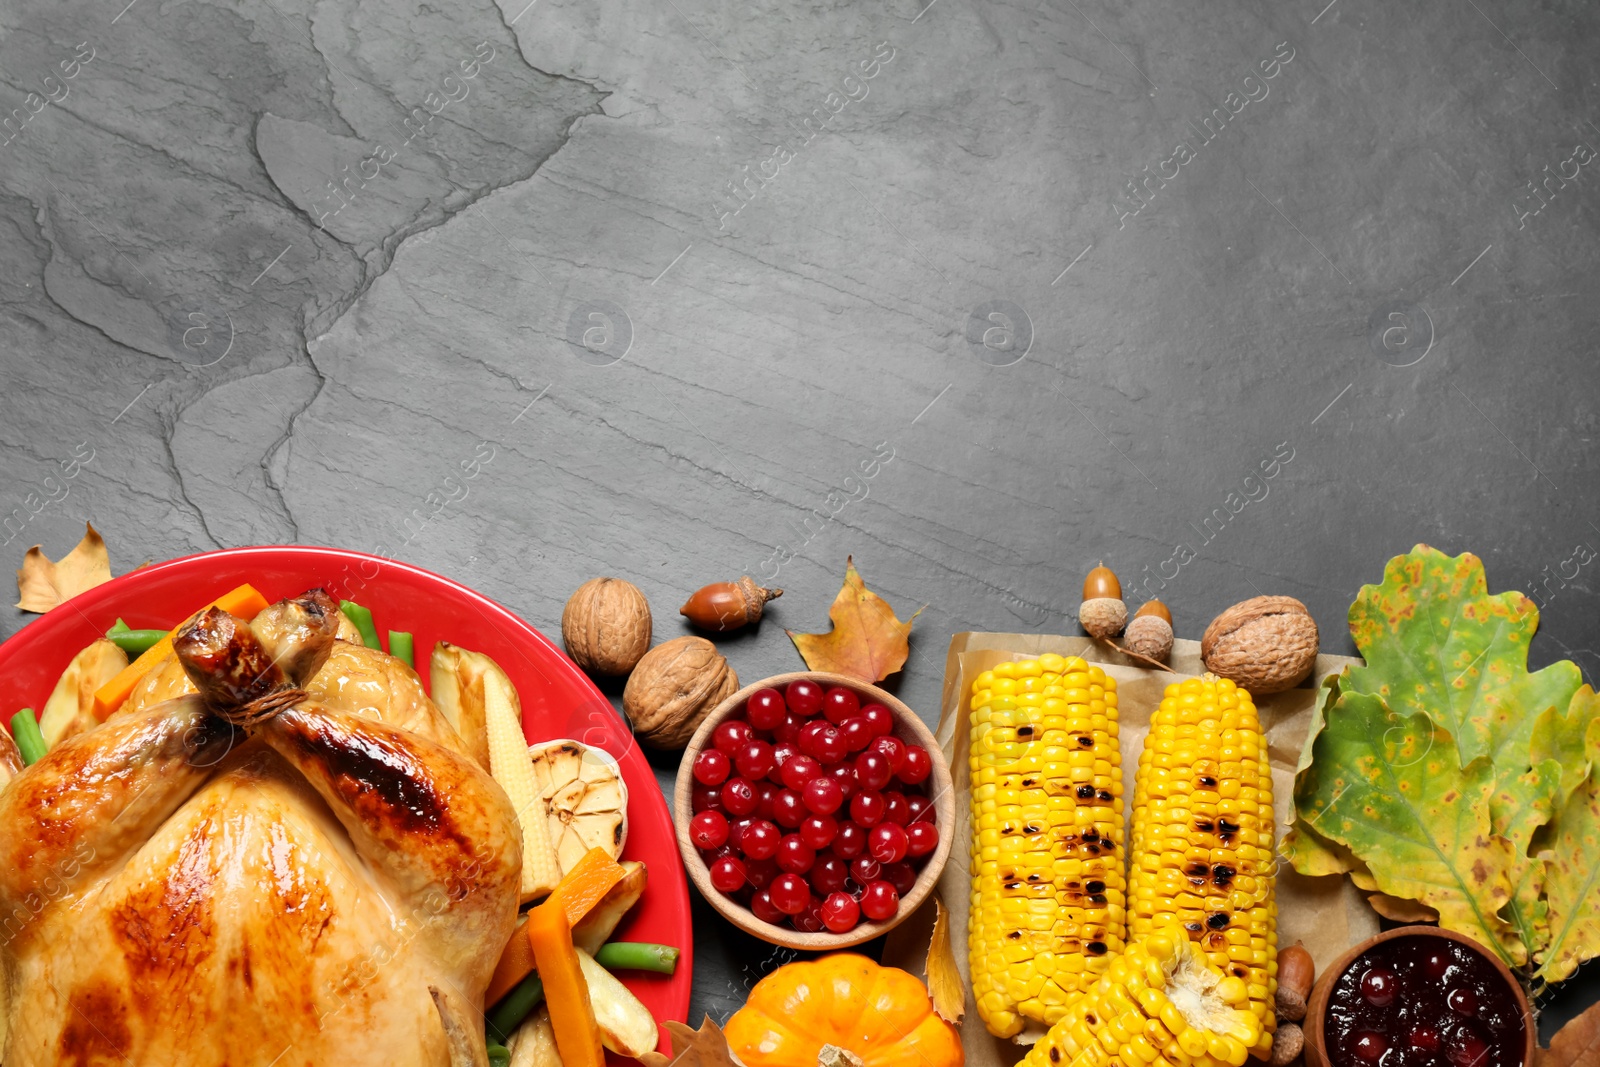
[
  {"x1": 527, "y1": 900, "x2": 604, "y2": 1067},
  {"x1": 485, "y1": 849, "x2": 625, "y2": 1005},
  {"x1": 92, "y1": 583, "x2": 270, "y2": 720}
]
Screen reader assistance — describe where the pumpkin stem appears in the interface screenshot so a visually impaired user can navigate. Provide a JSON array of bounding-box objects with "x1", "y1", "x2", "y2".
[{"x1": 817, "y1": 1045, "x2": 864, "y2": 1067}]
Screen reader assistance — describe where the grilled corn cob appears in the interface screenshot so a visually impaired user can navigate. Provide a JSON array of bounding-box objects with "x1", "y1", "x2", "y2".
[
  {"x1": 1019, "y1": 924, "x2": 1265, "y2": 1067},
  {"x1": 969, "y1": 654, "x2": 1126, "y2": 1039},
  {"x1": 1129, "y1": 675, "x2": 1277, "y2": 1060}
]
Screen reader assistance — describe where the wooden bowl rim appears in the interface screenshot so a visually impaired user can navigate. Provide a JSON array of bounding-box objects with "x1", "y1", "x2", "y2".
[
  {"x1": 672, "y1": 670, "x2": 955, "y2": 950},
  {"x1": 1302, "y1": 924, "x2": 1536, "y2": 1067}
]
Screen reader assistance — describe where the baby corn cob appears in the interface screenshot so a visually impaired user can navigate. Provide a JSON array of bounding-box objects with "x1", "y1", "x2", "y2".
[
  {"x1": 969, "y1": 654, "x2": 1126, "y2": 1039},
  {"x1": 1018, "y1": 924, "x2": 1264, "y2": 1067},
  {"x1": 1129, "y1": 675, "x2": 1277, "y2": 1060}
]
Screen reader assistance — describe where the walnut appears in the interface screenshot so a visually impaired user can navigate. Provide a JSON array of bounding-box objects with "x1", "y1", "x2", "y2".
[
  {"x1": 562, "y1": 578, "x2": 652, "y2": 676},
  {"x1": 1200, "y1": 595, "x2": 1319, "y2": 695},
  {"x1": 623, "y1": 636, "x2": 739, "y2": 749}
]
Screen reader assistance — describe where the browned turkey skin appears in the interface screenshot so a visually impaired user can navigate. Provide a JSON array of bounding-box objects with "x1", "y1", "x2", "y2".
[{"x1": 0, "y1": 590, "x2": 522, "y2": 1067}]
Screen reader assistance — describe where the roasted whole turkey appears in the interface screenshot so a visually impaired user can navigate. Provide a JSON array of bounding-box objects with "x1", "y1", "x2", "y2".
[{"x1": 0, "y1": 590, "x2": 523, "y2": 1066}]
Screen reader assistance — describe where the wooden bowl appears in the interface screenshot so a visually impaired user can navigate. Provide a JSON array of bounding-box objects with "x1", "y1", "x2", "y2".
[
  {"x1": 1304, "y1": 925, "x2": 1535, "y2": 1067},
  {"x1": 673, "y1": 671, "x2": 955, "y2": 949}
]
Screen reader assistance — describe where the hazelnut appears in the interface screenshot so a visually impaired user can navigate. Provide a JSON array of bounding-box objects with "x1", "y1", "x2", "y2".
[
  {"x1": 562, "y1": 578, "x2": 653, "y2": 675},
  {"x1": 1079, "y1": 564, "x2": 1127, "y2": 640},
  {"x1": 1201, "y1": 595, "x2": 1319, "y2": 695},
  {"x1": 1270, "y1": 1022, "x2": 1304, "y2": 1067},
  {"x1": 1124, "y1": 600, "x2": 1173, "y2": 662},
  {"x1": 1276, "y1": 943, "x2": 1315, "y2": 1022},
  {"x1": 623, "y1": 636, "x2": 739, "y2": 749}
]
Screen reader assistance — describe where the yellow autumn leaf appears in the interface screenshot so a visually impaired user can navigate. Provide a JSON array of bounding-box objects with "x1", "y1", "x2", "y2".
[
  {"x1": 15, "y1": 523, "x2": 112, "y2": 612},
  {"x1": 786, "y1": 557, "x2": 922, "y2": 683},
  {"x1": 924, "y1": 894, "x2": 964, "y2": 1024}
]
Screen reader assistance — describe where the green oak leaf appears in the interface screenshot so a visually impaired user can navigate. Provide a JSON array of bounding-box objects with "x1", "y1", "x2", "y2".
[
  {"x1": 1294, "y1": 689, "x2": 1524, "y2": 967},
  {"x1": 1535, "y1": 689, "x2": 1600, "y2": 985},
  {"x1": 1343, "y1": 545, "x2": 1583, "y2": 767}
]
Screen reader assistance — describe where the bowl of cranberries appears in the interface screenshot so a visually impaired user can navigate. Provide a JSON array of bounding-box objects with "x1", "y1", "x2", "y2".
[
  {"x1": 673, "y1": 671, "x2": 954, "y2": 948},
  {"x1": 1305, "y1": 926, "x2": 1534, "y2": 1067}
]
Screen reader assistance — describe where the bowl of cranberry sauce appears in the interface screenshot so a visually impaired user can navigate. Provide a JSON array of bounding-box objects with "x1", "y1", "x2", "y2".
[{"x1": 1306, "y1": 926, "x2": 1534, "y2": 1067}]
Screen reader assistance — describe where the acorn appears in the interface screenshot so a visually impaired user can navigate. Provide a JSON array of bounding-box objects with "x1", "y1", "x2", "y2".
[
  {"x1": 1078, "y1": 564, "x2": 1127, "y2": 640},
  {"x1": 1124, "y1": 599, "x2": 1174, "y2": 662},
  {"x1": 680, "y1": 576, "x2": 782, "y2": 632}
]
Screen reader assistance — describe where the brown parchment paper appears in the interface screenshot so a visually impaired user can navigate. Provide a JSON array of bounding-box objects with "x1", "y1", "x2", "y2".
[{"x1": 882, "y1": 632, "x2": 1381, "y2": 1067}]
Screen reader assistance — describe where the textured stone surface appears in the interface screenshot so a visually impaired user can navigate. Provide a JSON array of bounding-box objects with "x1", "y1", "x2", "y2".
[{"x1": 4, "y1": 0, "x2": 1600, "y2": 1034}]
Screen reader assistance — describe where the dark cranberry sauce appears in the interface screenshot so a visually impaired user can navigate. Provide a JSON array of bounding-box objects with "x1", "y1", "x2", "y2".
[{"x1": 1325, "y1": 935, "x2": 1526, "y2": 1067}]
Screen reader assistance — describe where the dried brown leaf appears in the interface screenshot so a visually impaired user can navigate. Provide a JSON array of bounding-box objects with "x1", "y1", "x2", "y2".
[
  {"x1": 15, "y1": 523, "x2": 112, "y2": 612},
  {"x1": 1541, "y1": 1000, "x2": 1600, "y2": 1067},
  {"x1": 638, "y1": 1016, "x2": 740, "y2": 1067},
  {"x1": 924, "y1": 893, "x2": 965, "y2": 1024},
  {"x1": 786, "y1": 557, "x2": 923, "y2": 683}
]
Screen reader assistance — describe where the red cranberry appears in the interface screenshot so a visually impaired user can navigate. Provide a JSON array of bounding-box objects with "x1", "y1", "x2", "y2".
[
  {"x1": 869, "y1": 823, "x2": 908, "y2": 864},
  {"x1": 1410, "y1": 1027, "x2": 1441, "y2": 1053},
  {"x1": 834, "y1": 821, "x2": 866, "y2": 858},
  {"x1": 690, "y1": 811, "x2": 729, "y2": 849},
  {"x1": 721, "y1": 777, "x2": 757, "y2": 816},
  {"x1": 814, "y1": 726, "x2": 850, "y2": 764},
  {"x1": 797, "y1": 721, "x2": 831, "y2": 759},
  {"x1": 753, "y1": 781, "x2": 778, "y2": 821},
  {"x1": 906, "y1": 795, "x2": 933, "y2": 823},
  {"x1": 827, "y1": 763, "x2": 858, "y2": 802},
  {"x1": 906, "y1": 820, "x2": 940, "y2": 858},
  {"x1": 850, "y1": 856, "x2": 882, "y2": 885},
  {"x1": 691, "y1": 785, "x2": 721, "y2": 813},
  {"x1": 860, "y1": 879, "x2": 899, "y2": 921},
  {"x1": 768, "y1": 872, "x2": 811, "y2": 915},
  {"x1": 811, "y1": 853, "x2": 850, "y2": 896},
  {"x1": 851, "y1": 791, "x2": 886, "y2": 826},
  {"x1": 694, "y1": 748, "x2": 731, "y2": 786},
  {"x1": 1351, "y1": 1032, "x2": 1387, "y2": 1064},
  {"x1": 741, "y1": 819, "x2": 780, "y2": 860},
  {"x1": 820, "y1": 891, "x2": 860, "y2": 932},
  {"x1": 804, "y1": 776, "x2": 845, "y2": 815},
  {"x1": 855, "y1": 751, "x2": 894, "y2": 791},
  {"x1": 1360, "y1": 967, "x2": 1397, "y2": 1007},
  {"x1": 750, "y1": 889, "x2": 784, "y2": 924},
  {"x1": 861, "y1": 703, "x2": 895, "y2": 736},
  {"x1": 881, "y1": 861, "x2": 916, "y2": 896},
  {"x1": 709, "y1": 855, "x2": 747, "y2": 892},
  {"x1": 771, "y1": 789, "x2": 805, "y2": 828},
  {"x1": 713, "y1": 719, "x2": 754, "y2": 755},
  {"x1": 870, "y1": 735, "x2": 905, "y2": 768},
  {"x1": 769, "y1": 741, "x2": 799, "y2": 780},
  {"x1": 839, "y1": 716, "x2": 875, "y2": 752},
  {"x1": 775, "y1": 833, "x2": 816, "y2": 873},
  {"x1": 882, "y1": 791, "x2": 910, "y2": 826},
  {"x1": 1447, "y1": 988, "x2": 1478, "y2": 1017},
  {"x1": 735, "y1": 740, "x2": 775, "y2": 781},
  {"x1": 1447, "y1": 1030, "x2": 1489, "y2": 1067},
  {"x1": 785, "y1": 679, "x2": 825, "y2": 717},
  {"x1": 746, "y1": 688, "x2": 787, "y2": 731},
  {"x1": 1423, "y1": 950, "x2": 1452, "y2": 979},
  {"x1": 897, "y1": 745, "x2": 932, "y2": 784},
  {"x1": 780, "y1": 754, "x2": 822, "y2": 792},
  {"x1": 799, "y1": 814, "x2": 837, "y2": 850},
  {"x1": 743, "y1": 856, "x2": 777, "y2": 890},
  {"x1": 821, "y1": 687, "x2": 861, "y2": 724},
  {"x1": 773, "y1": 713, "x2": 804, "y2": 743},
  {"x1": 792, "y1": 901, "x2": 826, "y2": 933}
]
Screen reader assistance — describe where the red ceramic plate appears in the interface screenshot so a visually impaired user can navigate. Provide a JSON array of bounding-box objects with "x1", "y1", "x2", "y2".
[{"x1": 0, "y1": 546, "x2": 691, "y2": 1054}]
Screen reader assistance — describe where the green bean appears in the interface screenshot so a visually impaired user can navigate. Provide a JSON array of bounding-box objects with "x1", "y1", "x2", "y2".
[
  {"x1": 486, "y1": 973, "x2": 545, "y2": 1046},
  {"x1": 594, "y1": 941, "x2": 680, "y2": 974},
  {"x1": 338, "y1": 600, "x2": 382, "y2": 650},
  {"x1": 107, "y1": 618, "x2": 130, "y2": 635},
  {"x1": 388, "y1": 631, "x2": 415, "y2": 668},
  {"x1": 11, "y1": 709, "x2": 47, "y2": 766},
  {"x1": 106, "y1": 627, "x2": 167, "y2": 656},
  {"x1": 486, "y1": 1044, "x2": 511, "y2": 1067}
]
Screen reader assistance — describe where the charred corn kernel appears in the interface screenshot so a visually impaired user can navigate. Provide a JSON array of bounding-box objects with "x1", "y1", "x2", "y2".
[
  {"x1": 970, "y1": 655, "x2": 1126, "y2": 1039},
  {"x1": 1129, "y1": 675, "x2": 1278, "y2": 1059},
  {"x1": 1019, "y1": 924, "x2": 1264, "y2": 1067}
]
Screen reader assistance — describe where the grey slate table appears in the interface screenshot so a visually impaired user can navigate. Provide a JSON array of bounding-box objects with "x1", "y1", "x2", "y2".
[{"x1": 2, "y1": 0, "x2": 1597, "y2": 1043}]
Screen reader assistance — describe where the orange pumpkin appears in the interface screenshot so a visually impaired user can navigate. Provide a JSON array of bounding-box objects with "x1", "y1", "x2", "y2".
[{"x1": 724, "y1": 954, "x2": 963, "y2": 1067}]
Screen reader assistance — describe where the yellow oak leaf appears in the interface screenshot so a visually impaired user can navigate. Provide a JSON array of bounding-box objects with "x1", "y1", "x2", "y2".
[
  {"x1": 787, "y1": 557, "x2": 922, "y2": 683},
  {"x1": 15, "y1": 523, "x2": 112, "y2": 612},
  {"x1": 924, "y1": 893, "x2": 965, "y2": 1025}
]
